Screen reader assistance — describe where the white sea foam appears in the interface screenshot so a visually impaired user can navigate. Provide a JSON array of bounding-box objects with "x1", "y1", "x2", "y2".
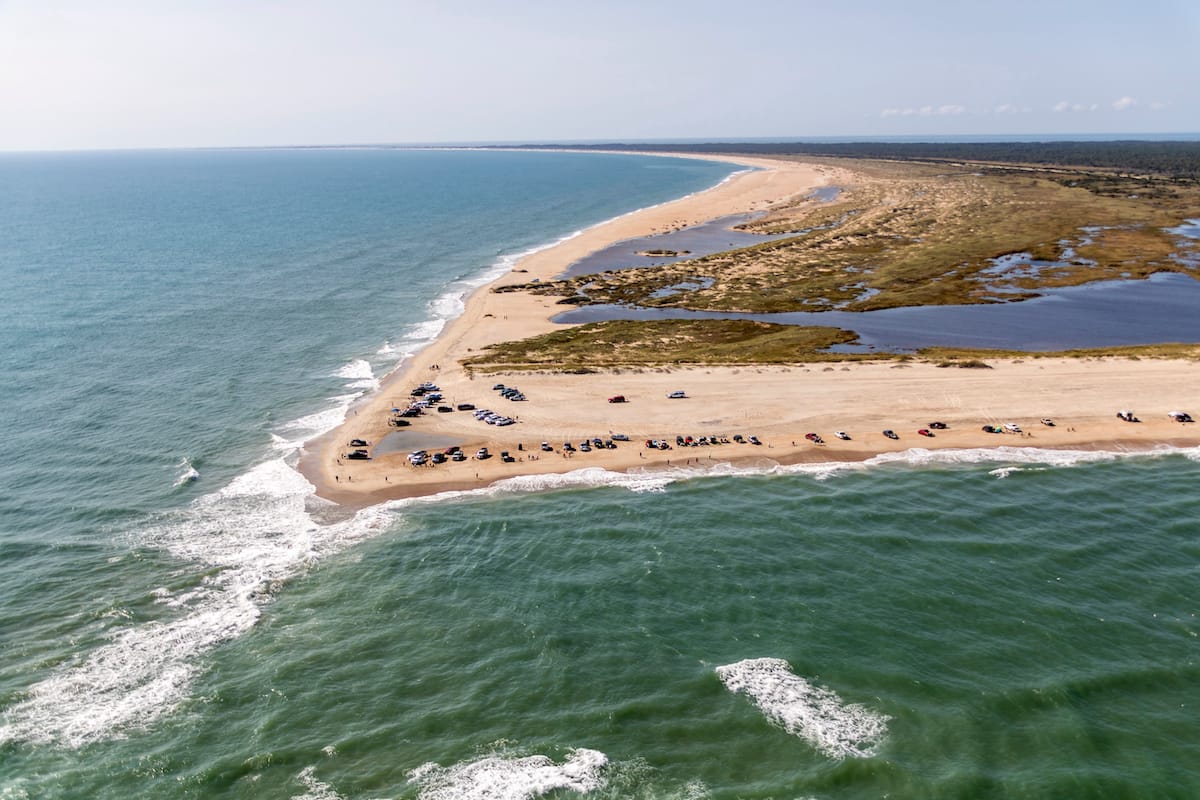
[
  {"x1": 0, "y1": 459, "x2": 392, "y2": 748},
  {"x1": 271, "y1": 361, "x2": 383, "y2": 453},
  {"x1": 408, "y1": 748, "x2": 608, "y2": 800},
  {"x1": 481, "y1": 445, "x2": 1198, "y2": 497},
  {"x1": 273, "y1": 393, "x2": 363, "y2": 451},
  {"x1": 172, "y1": 457, "x2": 200, "y2": 487},
  {"x1": 715, "y1": 658, "x2": 888, "y2": 759},
  {"x1": 291, "y1": 767, "x2": 345, "y2": 800},
  {"x1": 389, "y1": 444, "x2": 1200, "y2": 510},
  {"x1": 863, "y1": 444, "x2": 1172, "y2": 470},
  {"x1": 334, "y1": 358, "x2": 379, "y2": 391},
  {"x1": 782, "y1": 444, "x2": 1200, "y2": 479},
  {"x1": 490, "y1": 466, "x2": 676, "y2": 495}
]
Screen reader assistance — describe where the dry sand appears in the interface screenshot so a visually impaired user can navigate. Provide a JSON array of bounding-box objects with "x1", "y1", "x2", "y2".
[{"x1": 298, "y1": 154, "x2": 1200, "y2": 507}]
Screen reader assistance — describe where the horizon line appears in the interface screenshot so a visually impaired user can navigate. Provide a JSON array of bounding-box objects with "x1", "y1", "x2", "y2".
[{"x1": 3, "y1": 132, "x2": 1200, "y2": 156}]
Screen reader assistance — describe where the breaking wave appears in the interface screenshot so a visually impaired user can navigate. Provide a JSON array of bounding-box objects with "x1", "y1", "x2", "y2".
[
  {"x1": 715, "y1": 657, "x2": 888, "y2": 759},
  {"x1": 291, "y1": 766, "x2": 345, "y2": 800},
  {"x1": 334, "y1": 358, "x2": 379, "y2": 391},
  {"x1": 172, "y1": 457, "x2": 200, "y2": 487},
  {"x1": 408, "y1": 748, "x2": 608, "y2": 800},
  {"x1": 407, "y1": 444, "x2": 1200, "y2": 505},
  {"x1": 0, "y1": 459, "x2": 392, "y2": 748}
]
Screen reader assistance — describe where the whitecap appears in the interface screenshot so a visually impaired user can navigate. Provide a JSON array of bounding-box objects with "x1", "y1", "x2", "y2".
[
  {"x1": 334, "y1": 358, "x2": 379, "y2": 391},
  {"x1": 490, "y1": 466, "x2": 675, "y2": 495},
  {"x1": 715, "y1": 657, "x2": 888, "y2": 759},
  {"x1": 291, "y1": 766, "x2": 344, "y2": 800},
  {"x1": 273, "y1": 393, "x2": 363, "y2": 452},
  {"x1": 172, "y1": 458, "x2": 200, "y2": 487},
  {"x1": 408, "y1": 748, "x2": 608, "y2": 800},
  {"x1": 0, "y1": 459, "x2": 392, "y2": 748}
]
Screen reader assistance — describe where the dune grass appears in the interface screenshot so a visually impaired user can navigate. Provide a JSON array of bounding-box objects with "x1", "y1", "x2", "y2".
[
  {"x1": 462, "y1": 320, "x2": 1200, "y2": 373},
  {"x1": 462, "y1": 319, "x2": 861, "y2": 373}
]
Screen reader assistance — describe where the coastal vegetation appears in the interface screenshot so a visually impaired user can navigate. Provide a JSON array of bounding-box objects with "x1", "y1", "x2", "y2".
[
  {"x1": 462, "y1": 319, "x2": 859, "y2": 372},
  {"x1": 461, "y1": 319, "x2": 1200, "y2": 372},
  {"x1": 472, "y1": 144, "x2": 1200, "y2": 370},
  {"x1": 498, "y1": 158, "x2": 1200, "y2": 314}
]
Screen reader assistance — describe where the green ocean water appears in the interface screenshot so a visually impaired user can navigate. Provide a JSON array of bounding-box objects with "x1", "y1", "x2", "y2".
[
  {"x1": 2, "y1": 150, "x2": 1199, "y2": 799},
  {"x1": 7, "y1": 455, "x2": 1200, "y2": 799}
]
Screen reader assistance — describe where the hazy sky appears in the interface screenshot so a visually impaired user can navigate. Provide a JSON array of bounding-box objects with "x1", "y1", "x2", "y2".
[{"x1": 1, "y1": 0, "x2": 1196, "y2": 150}]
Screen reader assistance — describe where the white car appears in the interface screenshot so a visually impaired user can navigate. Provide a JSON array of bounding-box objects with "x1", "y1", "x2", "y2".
[{"x1": 667, "y1": 390, "x2": 687, "y2": 399}]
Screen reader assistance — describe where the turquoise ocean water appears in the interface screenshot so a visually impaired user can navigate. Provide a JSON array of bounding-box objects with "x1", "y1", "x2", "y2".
[{"x1": 1, "y1": 149, "x2": 1198, "y2": 799}]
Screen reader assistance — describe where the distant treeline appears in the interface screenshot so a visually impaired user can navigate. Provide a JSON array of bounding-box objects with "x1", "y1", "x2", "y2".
[{"x1": 500, "y1": 141, "x2": 1200, "y2": 178}]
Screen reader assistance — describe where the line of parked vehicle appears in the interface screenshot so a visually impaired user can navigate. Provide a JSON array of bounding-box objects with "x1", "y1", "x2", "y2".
[
  {"x1": 390, "y1": 382, "x2": 479, "y2": 427},
  {"x1": 643, "y1": 433, "x2": 763, "y2": 450},
  {"x1": 472, "y1": 408, "x2": 516, "y2": 426},
  {"x1": 492, "y1": 383, "x2": 527, "y2": 402},
  {"x1": 555, "y1": 437, "x2": 619, "y2": 453}
]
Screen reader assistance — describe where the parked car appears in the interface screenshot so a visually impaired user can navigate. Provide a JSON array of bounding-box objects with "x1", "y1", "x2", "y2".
[
  {"x1": 608, "y1": 395, "x2": 627, "y2": 403},
  {"x1": 668, "y1": 390, "x2": 687, "y2": 399}
]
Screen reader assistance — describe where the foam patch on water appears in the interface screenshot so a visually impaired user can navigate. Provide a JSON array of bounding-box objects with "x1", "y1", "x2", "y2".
[
  {"x1": 715, "y1": 658, "x2": 888, "y2": 759},
  {"x1": 334, "y1": 358, "x2": 379, "y2": 391},
  {"x1": 0, "y1": 458, "x2": 392, "y2": 748},
  {"x1": 273, "y1": 393, "x2": 363, "y2": 451},
  {"x1": 777, "y1": 444, "x2": 1200, "y2": 480},
  {"x1": 388, "y1": 444, "x2": 1200, "y2": 510},
  {"x1": 491, "y1": 466, "x2": 677, "y2": 495},
  {"x1": 408, "y1": 748, "x2": 608, "y2": 800},
  {"x1": 291, "y1": 767, "x2": 344, "y2": 800},
  {"x1": 173, "y1": 457, "x2": 200, "y2": 487}
]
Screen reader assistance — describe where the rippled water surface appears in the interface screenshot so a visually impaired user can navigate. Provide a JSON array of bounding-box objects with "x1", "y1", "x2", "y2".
[{"x1": 2, "y1": 151, "x2": 1199, "y2": 799}]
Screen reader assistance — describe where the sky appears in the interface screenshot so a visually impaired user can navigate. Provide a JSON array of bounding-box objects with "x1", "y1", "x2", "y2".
[{"x1": 0, "y1": 0, "x2": 1197, "y2": 151}]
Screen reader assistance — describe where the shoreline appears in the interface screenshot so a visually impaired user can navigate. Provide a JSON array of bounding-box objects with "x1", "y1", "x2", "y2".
[{"x1": 297, "y1": 152, "x2": 1200, "y2": 508}]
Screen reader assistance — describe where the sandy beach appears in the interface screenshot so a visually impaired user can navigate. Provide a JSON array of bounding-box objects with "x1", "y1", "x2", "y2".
[{"x1": 298, "y1": 153, "x2": 1200, "y2": 507}]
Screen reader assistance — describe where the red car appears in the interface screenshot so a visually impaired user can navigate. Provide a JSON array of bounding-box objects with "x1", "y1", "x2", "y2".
[{"x1": 608, "y1": 395, "x2": 627, "y2": 403}]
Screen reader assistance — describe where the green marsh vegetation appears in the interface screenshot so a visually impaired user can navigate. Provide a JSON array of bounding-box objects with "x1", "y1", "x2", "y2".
[
  {"x1": 462, "y1": 320, "x2": 1200, "y2": 373},
  {"x1": 501, "y1": 157, "x2": 1200, "y2": 314},
  {"x1": 475, "y1": 151, "x2": 1200, "y2": 369},
  {"x1": 462, "y1": 320, "x2": 859, "y2": 372}
]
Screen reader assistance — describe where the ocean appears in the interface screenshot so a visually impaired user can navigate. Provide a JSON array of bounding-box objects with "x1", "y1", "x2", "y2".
[{"x1": 1, "y1": 149, "x2": 1198, "y2": 799}]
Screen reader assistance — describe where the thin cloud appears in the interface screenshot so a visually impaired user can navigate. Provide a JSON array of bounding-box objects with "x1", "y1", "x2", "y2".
[
  {"x1": 1053, "y1": 100, "x2": 1099, "y2": 113},
  {"x1": 880, "y1": 104, "x2": 967, "y2": 118},
  {"x1": 1112, "y1": 95, "x2": 1138, "y2": 111}
]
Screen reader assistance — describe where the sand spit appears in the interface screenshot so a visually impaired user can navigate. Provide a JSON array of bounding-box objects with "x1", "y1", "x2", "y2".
[{"x1": 298, "y1": 154, "x2": 1200, "y2": 506}]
